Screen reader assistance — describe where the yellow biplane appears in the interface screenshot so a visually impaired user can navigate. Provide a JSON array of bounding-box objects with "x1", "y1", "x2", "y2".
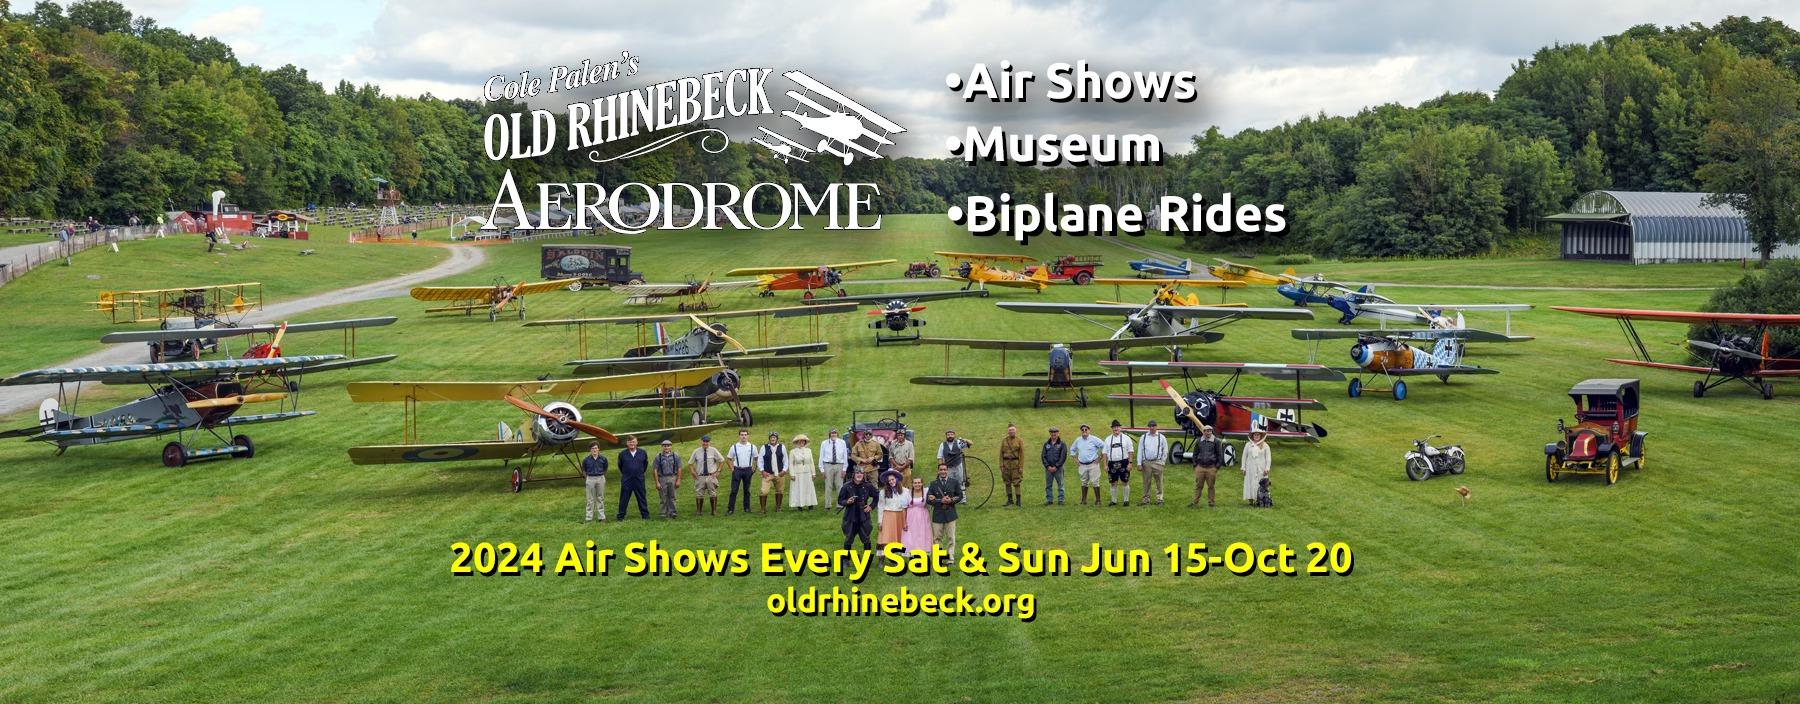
[
  {"x1": 1208, "y1": 258, "x2": 1297, "y2": 286},
  {"x1": 91, "y1": 282, "x2": 264, "y2": 324},
  {"x1": 935, "y1": 251, "x2": 1052, "y2": 292},
  {"x1": 723, "y1": 259, "x2": 897, "y2": 299},
  {"x1": 1089, "y1": 277, "x2": 1249, "y2": 306},
  {"x1": 409, "y1": 278, "x2": 579, "y2": 321},
  {"x1": 345, "y1": 367, "x2": 729, "y2": 492}
]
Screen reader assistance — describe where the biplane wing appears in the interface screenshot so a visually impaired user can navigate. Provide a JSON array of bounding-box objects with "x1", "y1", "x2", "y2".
[
  {"x1": 915, "y1": 335, "x2": 1224, "y2": 351},
  {"x1": 345, "y1": 367, "x2": 727, "y2": 403},
  {"x1": 1097, "y1": 360, "x2": 1347, "y2": 382},
  {"x1": 409, "y1": 279, "x2": 578, "y2": 302},
  {"x1": 1552, "y1": 306, "x2": 1800, "y2": 326},
  {"x1": 1598, "y1": 358, "x2": 1800, "y2": 377},
  {"x1": 801, "y1": 289, "x2": 991, "y2": 305},
  {"x1": 582, "y1": 390, "x2": 833, "y2": 410},
  {"x1": 724, "y1": 260, "x2": 896, "y2": 276},
  {"x1": 569, "y1": 352, "x2": 833, "y2": 376},
  {"x1": 1362, "y1": 303, "x2": 1533, "y2": 315},
  {"x1": 98, "y1": 317, "x2": 399, "y2": 344},
  {"x1": 933, "y1": 251, "x2": 1040, "y2": 264},
  {"x1": 1090, "y1": 278, "x2": 1247, "y2": 289},
  {"x1": 611, "y1": 280, "x2": 757, "y2": 297},
  {"x1": 910, "y1": 371, "x2": 1183, "y2": 388},
  {"x1": 1103, "y1": 393, "x2": 1327, "y2": 411},
  {"x1": 1290, "y1": 328, "x2": 1525, "y2": 343},
  {"x1": 17, "y1": 410, "x2": 316, "y2": 443},
  {"x1": 1344, "y1": 366, "x2": 1500, "y2": 377},
  {"x1": 0, "y1": 355, "x2": 345, "y2": 386},
  {"x1": 346, "y1": 423, "x2": 728, "y2": 465},
  {"x1": 997, "y1": 301, "x2": 1315, "y2": 321},
  {"x1": 527, "y1": 303, "x2": 857, "y2": 327}
]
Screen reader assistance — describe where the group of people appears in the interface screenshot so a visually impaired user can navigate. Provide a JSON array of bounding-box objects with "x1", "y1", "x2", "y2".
[{"x1": 574, "y1": 419, "x2": 1277, "y2": 527}]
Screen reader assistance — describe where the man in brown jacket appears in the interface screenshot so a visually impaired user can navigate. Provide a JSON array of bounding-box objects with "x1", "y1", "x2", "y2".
[{"x1": 998, "y1": 423, "x2": 1025, "y2": 507}]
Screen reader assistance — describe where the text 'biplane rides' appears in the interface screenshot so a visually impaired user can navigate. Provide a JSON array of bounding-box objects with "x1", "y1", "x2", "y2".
[
  {"x1": 344, "y1": 367, "x2": 730, "y2": 492},
  {"x1": 723, "y1": 260, "x2": 896, "y2": 298},
  {"x1": 1291, "y1": 316, "x2": 1526, "y2": 400},
  {"x1": 1554, "y1": 306, "x2": 1800, "y2": 399},
  {"x1": 410, "y1": 278, "x2": 579, "y2": 321},
  {"x1": 100, "y1": 316, "x2": 398, "y2": 365},
  {"x1": 0, "y1": 355, "x2": 358, "y2": 467}
]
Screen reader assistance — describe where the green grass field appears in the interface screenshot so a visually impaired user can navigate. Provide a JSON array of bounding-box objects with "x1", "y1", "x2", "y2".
[{"x1": 1, "y1": 216, "x2": 1795, "y2": 703}]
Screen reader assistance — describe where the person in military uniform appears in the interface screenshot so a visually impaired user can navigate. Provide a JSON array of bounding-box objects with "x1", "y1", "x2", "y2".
[
  {"x1": 926, "y1": 463, "x2": 964, "y2": 561},
  {"x1": 850, "y1": 429, "x2": 886, "y2": 476},
  {"x1": 837, "y1": 468, "x2": 879, "y2": 549},
  {"x1": 998, "y1": 424, "x2": 1025, "y2": 507}
]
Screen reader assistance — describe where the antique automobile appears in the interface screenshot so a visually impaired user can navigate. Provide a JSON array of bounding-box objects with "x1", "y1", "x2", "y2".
[
  {"x1": 1545, "y1": 378, "x2": 1646, "y2": 485},
  {"x1": 903, "y1": 260, "x2": 942, "y2": 279}
]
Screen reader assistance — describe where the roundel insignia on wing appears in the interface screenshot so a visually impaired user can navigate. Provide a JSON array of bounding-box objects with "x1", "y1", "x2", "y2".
[{"x1": 402, "y1": 446, "x2": 480, "y2": 462}]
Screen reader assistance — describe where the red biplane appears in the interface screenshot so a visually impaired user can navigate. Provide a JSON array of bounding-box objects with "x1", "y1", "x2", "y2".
[{"x1": 1554, "y1": 306, "x2": 1800, "y2": 399}]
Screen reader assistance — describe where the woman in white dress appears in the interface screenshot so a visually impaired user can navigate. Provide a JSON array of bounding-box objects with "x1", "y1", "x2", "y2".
[
  {"x1": 788, "y1": 434, "x2": 819, "y2": 509},
  {"x1": 1240, "y1": 430, "x2": 1270, "y2": 505}
]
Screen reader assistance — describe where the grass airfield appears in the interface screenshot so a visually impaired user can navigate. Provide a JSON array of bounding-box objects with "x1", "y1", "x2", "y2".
[{"x1": 1, "y1": 216, "x2": 1795, "y2": 703}]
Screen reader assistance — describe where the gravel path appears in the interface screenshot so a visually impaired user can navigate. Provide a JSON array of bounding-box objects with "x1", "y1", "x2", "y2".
[{"x1": 0, "y1": 244, "x2": 488, "y2": 418}]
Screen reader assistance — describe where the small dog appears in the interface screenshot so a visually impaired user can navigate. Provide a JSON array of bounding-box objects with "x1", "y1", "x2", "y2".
[{"x1": 1255, "y1": 476, "x2": 1273, "y2": 508}]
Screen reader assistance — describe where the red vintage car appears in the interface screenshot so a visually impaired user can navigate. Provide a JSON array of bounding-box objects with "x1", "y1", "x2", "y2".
[
  {"x1": 1022, "y1": 255, "x2": 1102, "y2": 285},
  {"x1": 1545, "y1": 378, "x2": 1646, "y2": 485}
]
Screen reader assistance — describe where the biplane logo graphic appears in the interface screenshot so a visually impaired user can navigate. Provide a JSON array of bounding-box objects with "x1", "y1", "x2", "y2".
[{"x1": 753, "y1": 71, "x2": 906, "y2": 166}]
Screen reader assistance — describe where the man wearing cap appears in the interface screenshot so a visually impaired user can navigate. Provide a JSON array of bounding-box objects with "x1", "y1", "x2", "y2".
[
  {"x1": 819, "y1": 429, "x2": 850, "y2": 510},
  {"x1": 837, "y1": 467, "x2": 878, "y2": 549},
  {"x1": 1103, "y1": 420, "x2": 1136, "y2": 506},
  {"x1": 1071, "y1": 424, "x2": 1105, "y2": 505},
  {"x1": 1041, "y1": 427, "x2": 1067, "y2": 505},
  {"x1": 726, "y1": 429, "x2": 758, "y2": 515},
  {"x1": 758, "y1": 431, "x2": 789, "y2": 514},
  {"x1": 1189, "y1": 425, "x2": 1223, "y2": 508},
  {"x1": 688, "y1": 435, "x2": 725, "y2": 516},
  {"x1": 935, "y1": 429, "x2": 973, "y2": 504},
  {"x1": 1138, "y1": 419, "x2": 1170, "y2": 506},
  {"x1": 615, "y1": 435, "x2": 651, "y2": 521},
  {"x1": 926, "y1": 463, "x2": 964, "y2": 560},
  {"x1": 998, "y1": 424, "x2": 1025, "y2": 507},
  {"x1": 851, "y1": 429, "x2": 886, "y2": 476},
  {"x1": 580, "y1": 442, "x2": 609, "y2": 522},
  {"x1": 653, "y1": 439, "x2": 682, "y2": 519},
  {"x1": 889, "y1": 430, "x2": 916, "y2": 486}
]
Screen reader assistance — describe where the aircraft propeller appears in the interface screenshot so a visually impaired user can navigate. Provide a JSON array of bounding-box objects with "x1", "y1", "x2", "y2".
[
  {"x1": 504, "y1": 395, "x2": 618, "y2": 443},
  {"x1": 688, "y1": 314, "x2": 748, "y2": 354}
]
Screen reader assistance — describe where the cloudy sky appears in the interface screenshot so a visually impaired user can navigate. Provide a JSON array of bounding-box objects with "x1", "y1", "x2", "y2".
[{"x1": 122, "y1": 0, "x2": 1800, "y2": 156}]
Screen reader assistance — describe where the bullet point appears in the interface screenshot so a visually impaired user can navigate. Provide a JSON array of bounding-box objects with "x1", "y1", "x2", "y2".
[
  {"x1": 946, "y1": 72, "x2": 962, "y2": 90},
  {"x1": 946, "y1": 136, "x2": 962, "y2": 153},
  {"x1": 947, "y1": 206, "x2": 964, "y2": 222}
]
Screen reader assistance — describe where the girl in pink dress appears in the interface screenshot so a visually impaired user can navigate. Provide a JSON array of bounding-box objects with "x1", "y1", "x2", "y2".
[{"x1": 901, "y1": 477, "x2": 933, "y2": 555}]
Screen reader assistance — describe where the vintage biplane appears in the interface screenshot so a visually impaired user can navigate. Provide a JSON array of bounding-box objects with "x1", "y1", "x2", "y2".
[
  {"x1": 1089, "y1": 277, "x2": 1249, "y2": 306},
  {"x1": 410, "y1": 278, "x2": 579, "y2": 321},
  {"x1": 100, "y1": 316, "x2": 398, "y2": 364},
  {"x1": 936, "y1": 251, "x2": 1053, "y2": 292},
  {"x1": 1553, "y1": 306, "x2": 1800, "y2": 399},
  {"x1": 1292, "y1": 312, "x2": 1527, "y2": 400},
  {"x1": 1276, "y1": 275, "x2": 1398, "y2": 321},
  {"x1": 91, "y1": 282, "x2": 264, "y2": 325},
  {"x1": 1208, "y1": 259, "x2": 1296, "y2": 286},
  {"x1": 1127, "y1": 257, "x2": 1198, "y2": 279},
  {"x1": 344, "y1": 367, "x2": 729, "y2": 491},
  {"x1": 993, "y1": 296, "x2": 1315, "y2": 359},
  {"x1": 1100, "y1": 364, "x2": 1342, "y2": 461},
  {"x1": 1, "y1": 355, "x2": 356, "y2": 466},
  {"x1": 724, "y1": 259, "x2": 897, "y2": 298},
  {"x1": 910, "y1": 340, "x2": 1187, "y2": 408},
  {"x1": 797, "y1": 288, "x2": 991, "y2": 344},
  {"x1": 609, "y1": 278, "x2": 757, "y2": 311},
  {"x1": 527, "y1": 304, "x2": 854, "y2": 423},
  {"x1": 767, "y1": 70, "x2": 906, "y2": 166}
]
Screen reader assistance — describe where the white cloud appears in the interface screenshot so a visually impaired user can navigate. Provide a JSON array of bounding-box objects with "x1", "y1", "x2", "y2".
[{"x1": 189, "y1": 5, "x2": 265, "y2": 38}]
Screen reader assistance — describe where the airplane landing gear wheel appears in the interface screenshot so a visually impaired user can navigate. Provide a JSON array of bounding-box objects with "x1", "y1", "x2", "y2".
[
  {"x1": 1761, "y1": 382, "x2": 1774, "y2": 400},
  {"x1": 1545, "y1": 456, "x2": 1559, "y2": 483},
  {"x1": 231, "y1": 434, "x2": 254, "y2": 459},
  {"x1": 1078, "y1": 390, "x2": 1088, "y2": 408},
  {"x1": 802, "y1": 290, "x2": 815, "y2": 300},
  {"x1": 1169, "y1": 440, "x2": 1186, "y2": 464},
  {"x1": 1392, "y1": 380, "x2": 1408, "y2": 401},
  {"x1": 737, "y1": 406, "x2": 753, "y2": 426},
  {"x1": 836, "y1": 288, "x2": 847, "y2": 297},
  {"x1": 1031, "y1": 389, "x2": 1044, "y2": 409},
  {"x1": 691, "y1": 409, "x2": 706, "y2": 426},
  {"x1": 162, "y1": 442, "x2": 188, "y2": 468},
  {"x1": 510, "y1": 468, "x2": 523, "y2": 493},
  {"x1": 487, "y1": 308, "x2": 497, "y2": 322},
  {"x1": 1348, "y1": 378, "x2": 1362, "y2": 398},
  {"x1": 1693, "y1": 380, "x2": 1705, "y2": 397}
]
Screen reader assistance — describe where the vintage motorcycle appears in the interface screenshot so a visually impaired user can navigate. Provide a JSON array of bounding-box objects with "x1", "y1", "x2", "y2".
[{"x1": 1404, "y1": 434, "x2": 1465, "y2": 481}]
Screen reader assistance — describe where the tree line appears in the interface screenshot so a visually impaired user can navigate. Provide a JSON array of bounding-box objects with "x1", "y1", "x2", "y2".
[{"x1": 2, "y1": 2, "x2": 1798, "y2": 259}]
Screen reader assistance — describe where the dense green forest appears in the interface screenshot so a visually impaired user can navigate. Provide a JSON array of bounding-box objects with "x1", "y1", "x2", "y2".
[{"x1": 3, "y1": 1, "x2": 1799, "y2": 257}]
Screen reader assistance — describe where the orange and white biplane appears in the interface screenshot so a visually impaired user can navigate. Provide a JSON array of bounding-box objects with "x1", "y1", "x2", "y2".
[
  {"x1": 345, "y1": 367, "x2": 729, "y2": 491},
  {"x1": 1554, "y1": 306, "x2": 1800, "y2": 399},
  {"x1": 410, "y1": 278, "x2": 579, "y2": 321},
  {"x1": 936, "y1": 251, "x2": 1053, "y2": 292},
  {"x1": 724, "y1": 260, "x2": 896, "y2": 299}
]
